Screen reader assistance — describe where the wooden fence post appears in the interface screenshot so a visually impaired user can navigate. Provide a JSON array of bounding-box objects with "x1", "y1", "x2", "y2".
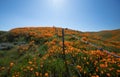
[{"x1": 62, "y1": 28, "x2": 71, "y2": 77}]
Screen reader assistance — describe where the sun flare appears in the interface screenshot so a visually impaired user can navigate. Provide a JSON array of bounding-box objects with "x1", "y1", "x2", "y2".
[{"x1": 51, "y1": 0, "x2": 66, "y2": 9}]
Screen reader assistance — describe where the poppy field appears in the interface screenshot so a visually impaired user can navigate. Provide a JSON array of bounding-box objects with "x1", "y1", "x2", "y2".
[{"x1": 0, "y1": 27, "x2": 120, "y2": 77}]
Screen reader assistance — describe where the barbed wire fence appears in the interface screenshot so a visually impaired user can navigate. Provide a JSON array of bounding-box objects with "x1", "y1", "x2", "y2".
[
  {"x1": 71, "y1": 32, "x2": 120, "y2": 58},
  {"x1": 60, "y1": 27, "x2": 120, "y2": 77},
  {"x1": 61, "y1": 28, "x2": 82, "y2": 77},
  {"x1": 62, "y1": 29, "x2": 72, "y2": 77}
]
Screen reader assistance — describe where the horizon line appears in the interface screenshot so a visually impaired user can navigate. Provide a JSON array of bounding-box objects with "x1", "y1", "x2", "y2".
[{"x1": 0, "y1": 25, "x2": 120, "y2": 32}]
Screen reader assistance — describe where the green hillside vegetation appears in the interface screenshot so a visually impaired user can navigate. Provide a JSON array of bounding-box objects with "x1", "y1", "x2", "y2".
[{"x1": 0, "y1": 27, "x2": 120, "y2": 77}]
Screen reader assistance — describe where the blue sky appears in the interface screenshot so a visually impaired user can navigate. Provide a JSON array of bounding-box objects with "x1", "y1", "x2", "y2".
[{"x1": 0, "y1": 0, "x2": 120, "y2": 32}]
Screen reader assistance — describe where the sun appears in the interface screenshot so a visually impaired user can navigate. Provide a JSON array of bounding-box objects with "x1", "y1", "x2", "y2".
[
  {"x1": 51, "y1": 0, "x2": 66, "y2": 9},
  {"x1": 52, "y1": 0, "x2": 64, "y2": 5},
  {"x1": 47, "y1": 0, "x2": 67, "y2": 12}
]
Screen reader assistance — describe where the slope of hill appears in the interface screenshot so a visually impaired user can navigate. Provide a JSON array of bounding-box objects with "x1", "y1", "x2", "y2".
[
  {"x1": 92, "y1": 29, "x2": 120, "y2": 41},
  {"x1": 0, "y1": 27, "x2": 120, "y2": 77},
  {"x1": 82, "y1": 29, "x2": 120, "y2": 52}
]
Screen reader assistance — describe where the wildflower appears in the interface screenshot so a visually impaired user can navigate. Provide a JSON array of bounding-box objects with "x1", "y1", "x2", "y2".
[
  {"x1": 96, "y1": 75, "x2": 99, "y2": 77},
  {"x1": 86, "y1": 62, "x2": 89, "y2": 64},
  {"x1": 35, "y1": 72, "x2": 39, "y2": 76},
  {"x1": 96, "y1": 68, "x2": 98, "y2": 72},
  {"x1": 106, "y1": 73, "x2": 110, "y2": 77},
  {"x1": 10, "y1": 62, "x2": 14, "y2": 67},
  {"x1": 28, "y1": 61, "x2": 32, "y2": 64},
  {"x1": 84, "y1": 71, "x2": 86, "y2": 74},
  {"x1": 76, "y1": 65, "x2": 82, "y2": 71},
  {"x1": 108, "y1": 68, "x2": 114, "y2": 71},
  {"x1": 45, "y1": 73, "x2": 49, "y2": 77},
  {"x1": 101, "y1": 71, "x2": 104, "y2": 74},
  {"x1": 76, "y1": 65, "x2": 81, "y2": 69},
  {"x1": 84, "y1": 57, "x2": 86, "y2": 60},
  {"x1": 100, "y1": 64, "x2": 107, "y2": 68},
  {"x1": 30, "y1": 67, "x2": 34, "y2": 71},
  {"x1": 117, "y1": 70, "x2": 120, "y2": 73}
]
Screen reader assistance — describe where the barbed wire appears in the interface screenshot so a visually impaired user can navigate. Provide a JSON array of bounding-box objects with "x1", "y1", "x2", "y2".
[{"x1": 71, "y1": 35, "x2": 120, "y2": 58}]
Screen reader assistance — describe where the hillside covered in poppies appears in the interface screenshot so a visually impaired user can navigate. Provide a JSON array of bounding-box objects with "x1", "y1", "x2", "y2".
[{"x1": 0, "y1": 27, "x2": 120, "y2": 77}]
